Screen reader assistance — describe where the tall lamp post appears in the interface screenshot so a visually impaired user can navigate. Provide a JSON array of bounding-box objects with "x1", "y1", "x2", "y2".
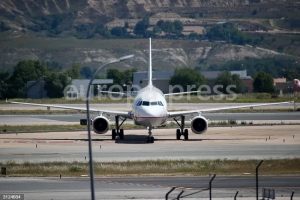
[
  {"x1": 293, "y1": 62, "x2": 298, "y2": 110},
  {"x1": 86, "y1": 54, "x2": 134, "y2": 200}
]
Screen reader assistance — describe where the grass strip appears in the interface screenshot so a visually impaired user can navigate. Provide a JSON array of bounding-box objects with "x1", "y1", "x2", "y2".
[
  {"x1": 1, "y1": 159, "x2": 299, "y2": 177},
  {"x1": 1, "y1": 121, "x2": 300, "y2": 133},
  {"x1": 0, "y1": 110, "x2": 85, "y2": 115},
  {"x1": 0, "y1": 124, "x2": 86, "y2": 132}
]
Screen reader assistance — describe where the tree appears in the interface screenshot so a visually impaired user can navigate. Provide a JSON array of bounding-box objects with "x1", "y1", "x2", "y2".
[
  {"x1": 205, "y1": 25, "x2": 226, "y2": 41},
  {"x1": 106, "y1": 69, "x2": 124, "y2": 85},
  {"x1": 8, "y1": 60, "x2": 47, "y2": 98},
  {"x1": 157, "y1": 20, "x2": 164, "y2": 27},
  {"x1": 253, "y1": 71, "x2": 275, "y2": 93},
  {"x1": 123, "y1": 68, "x2": 137, "y2": 85},
  {"x1": 169, "y1": 68, "x2": 205, "y2": 92},
  {"x1": 46, "y1": 61, "x2": 63, "y2": 70},
  {"x1": 215, "y1": 71, "x2": 244, "y2": 94},
  {"x1": 232, "y1": 74, "x2": 244, "y2": 93},
  {"x1": 44, "y1": 70, "x2": 70, "y2": 98},
  {"x1": 134, "y1": 17, "x2": 149, "y2": 36},
  {"x1": 124, "y1": 22, "x2": 129, "y2": 29},
  {"x1": 205, "y1": 24, "x2": 249, "y2": 45},
  {"x1": 189, "y1": 14, "x2": 196, "y2": 19},
  {"x1": 173, "y1": 20, "x2": 183, "y2": 32},
  {"x1": 65, "y1": 63, "x2": 81, "y2": 79},
  {"x1": 0, "y1": 22, "x2": 10, "y2": 32},
  {"x1": 0, "y1": 71, "x2": 10, "y2": 99},
  {"x1": 188, "y1": 32, "x2": 199, "y2": 39},
  {"x1": 80, "y1": 66, "x2": 93, "y2": 79},
  {"x1": 106, "y1": 68, "x2": 137, "y2": 86},
  {"x1": 152, "y1": 26, "x2": 162, "y2": 35},
  {"x1": 161, "y1": 21, "x2": 175, "y2": 35},
  {"x1": 110, "y1": 26, "x2": 127, "y2": 38},
  {"x1": 155, "y1": 20, "x2": 184, "y2": 37}
]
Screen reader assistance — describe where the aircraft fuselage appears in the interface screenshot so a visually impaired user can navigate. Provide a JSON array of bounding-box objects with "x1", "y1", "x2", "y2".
[{"x1": 132, "y1": 86, "x2": 168, "y2": 127}]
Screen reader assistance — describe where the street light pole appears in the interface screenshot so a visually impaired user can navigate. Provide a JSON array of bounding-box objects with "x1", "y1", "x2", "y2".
[
  {"x1": 256, "y1": 160, "x2": 264, "y2": 200},
  {"x1": 293, "y1": 62, "x2": 298, "y2": 111},
  {"x1": 86, "y1": 54, "x2": 134, "y2": 200}
]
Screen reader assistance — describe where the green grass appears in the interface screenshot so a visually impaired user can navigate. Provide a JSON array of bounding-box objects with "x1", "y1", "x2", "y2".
[
  {"x1": 1, "y1": 159, "x2": 299, "y2": 177},
  {"x1": 1, "y1": 97, "x2": 133, "y2": 104},
  {"x1": 0, "y1": 124, "x2": 85, "y2": 132},
  {"x1": 1, "y1": 121, "x2": 300, "y2": 133},
  {"x1": 0, "y1": 110, "x2": 84, "y2": 115},
  {"x1": 214, "y1": 108, "x2": 300, "y2": 113}
]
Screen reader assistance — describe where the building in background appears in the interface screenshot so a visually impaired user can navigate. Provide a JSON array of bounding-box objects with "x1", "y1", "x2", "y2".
[
  {"x1": 27, "y1": 79, "x2": 113, "y2": 99},
  {"x1": 27, "y1": 81, "x2": 48, "y2": 99},
  {"x1": 200, "y1": 69, "x2": 253, "y2": 93},
  {"x1": 133, "y1": 71, "x2": 174, "y2": 93},
  {"x1": 201, "y1": 69, "x2": 250, "y2": 79},
  {"x1": 67, "y1": 79, "x2": 113, "y2": 99},
  {"x1": 273, "y1": 78, "x2": 294, "y2": 95},
  {"x1": 133, "y1": 69, "x2": 253, "y2": 94}
]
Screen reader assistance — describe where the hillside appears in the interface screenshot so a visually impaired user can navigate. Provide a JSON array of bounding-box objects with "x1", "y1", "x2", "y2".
[
  {"x1": 0, "y1": 0, "x2": 299, "y2": 74},
  {"x1": 0, "y1": 37, "x2": 290, "y2": 74},
  {"x1": 1, "y1": 0, "x2": 299, "y2": 34}
]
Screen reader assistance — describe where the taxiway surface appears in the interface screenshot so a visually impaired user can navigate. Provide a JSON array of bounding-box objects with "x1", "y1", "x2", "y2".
[
  {"x1": 0, "y1": 126, "x2": 299, "y2": 163},
  {"x1": 0, "y1": 176, "x2": 299, "y2": 199},
  {"x1": 1, "y1": 118, "x2": 300, "y2": 199}
]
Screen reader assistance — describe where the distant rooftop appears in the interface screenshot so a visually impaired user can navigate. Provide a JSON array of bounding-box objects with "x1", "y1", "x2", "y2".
[{"x1": 201, "y1": 70, "x2": 251, "y2": 79}]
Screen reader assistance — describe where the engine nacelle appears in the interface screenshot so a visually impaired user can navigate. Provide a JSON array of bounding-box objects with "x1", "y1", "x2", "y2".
[
  {"x1": 191, "y1": 116, "x2": 208, "y2": 134},
  {"x1": 92, "y1": 116, "x2": 109, "y2": 134}
]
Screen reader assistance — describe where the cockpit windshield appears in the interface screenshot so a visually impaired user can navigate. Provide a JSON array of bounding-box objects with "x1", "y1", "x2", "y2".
[
  {"x1": 136, "y1": 101, "x2": 164, "y2": 106},
  {"x1": 150, "y1": 101, "x2": 158, "y2": 106},
  {"x1": 142, "y1": 101, "x2": 150, "y2": 106}
]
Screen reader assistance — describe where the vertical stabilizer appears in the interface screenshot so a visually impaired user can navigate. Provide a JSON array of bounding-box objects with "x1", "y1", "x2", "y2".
[{"x1": 148, "y1": 38, "x2": 153, "y2": 87}]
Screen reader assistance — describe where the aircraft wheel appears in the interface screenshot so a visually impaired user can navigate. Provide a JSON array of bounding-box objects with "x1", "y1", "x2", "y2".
[
  {"x1": 176, "y1": 129, "x2": 181, "y2": 140},
  {"x1": 150, "y1": 136, "x2": 154, "y2": 143},
  {"x1": 112, "y1": 129, "x2": 116, "y2": 140},
  {"x1": 146, "y1": 136, "x2": 154, "y2": 143},
  {"x1": 119, "y1": 129, "x2": 124, "y2": 140},
  {"x1": 183, "y1": 129, "x2": 189, "y2": 140}
]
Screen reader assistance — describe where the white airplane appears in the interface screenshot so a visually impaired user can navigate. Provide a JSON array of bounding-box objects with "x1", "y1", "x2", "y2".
[{"x1": 10, "y1": 38, "x2": 293, "y2": 143}]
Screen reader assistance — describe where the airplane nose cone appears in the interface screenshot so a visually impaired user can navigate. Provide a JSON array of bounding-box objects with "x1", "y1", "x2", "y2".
[
  {"x1": 141, "y1": 106, "x2": 162, "y2": 116},
  {"x1": 135, "y1": 106, "x2": 166, "y2": 127}
]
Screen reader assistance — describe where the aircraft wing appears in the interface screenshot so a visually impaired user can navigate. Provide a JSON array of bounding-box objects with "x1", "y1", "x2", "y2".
[
  {"x1": 9, "y1": 101, "x2": 132, "y2": 119},
  {"x1": 100, "y1": 91, "x2": 126, "y2": 95},
  {"x1": 168, "y1": 101, "x2": 292, "y2": 118}
]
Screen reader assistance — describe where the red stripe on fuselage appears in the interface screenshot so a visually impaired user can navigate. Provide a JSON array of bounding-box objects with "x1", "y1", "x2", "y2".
[{"x1": 135, "y1": 116, "x2": 165, "y2": 119}]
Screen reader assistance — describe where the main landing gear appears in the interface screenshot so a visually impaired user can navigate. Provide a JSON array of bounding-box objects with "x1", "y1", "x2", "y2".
[
  {"x1": 146, "y1": 127, "x2": 154, "y2": 143},
  {"x1": 173, "y1": 116, "x2": 189, "y2": 140},
  {"x1": 112, "y1": 116, "x2": 126, "y2": 140}
]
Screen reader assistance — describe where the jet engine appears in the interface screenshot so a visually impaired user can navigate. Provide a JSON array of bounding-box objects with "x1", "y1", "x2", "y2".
[
  {"x1": 92, "y1": 116, "x2": 109, "y2": 134},
  {"x1": 191, "y1": 116, "x2": 208, "y2": 134}
]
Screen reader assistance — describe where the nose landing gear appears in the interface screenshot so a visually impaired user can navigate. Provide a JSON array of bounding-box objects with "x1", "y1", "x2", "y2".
[
  {"x1": 146, "y1": 127, "x2": 154, "y2": 143},
  {"x1": 112, "y1": 116, "x2": 126, "y2": 141}
]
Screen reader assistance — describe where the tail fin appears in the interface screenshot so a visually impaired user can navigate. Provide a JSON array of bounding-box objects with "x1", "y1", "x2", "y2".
[{"x1": 148, "y1": 38, "x2": 153, "y2": 87}]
